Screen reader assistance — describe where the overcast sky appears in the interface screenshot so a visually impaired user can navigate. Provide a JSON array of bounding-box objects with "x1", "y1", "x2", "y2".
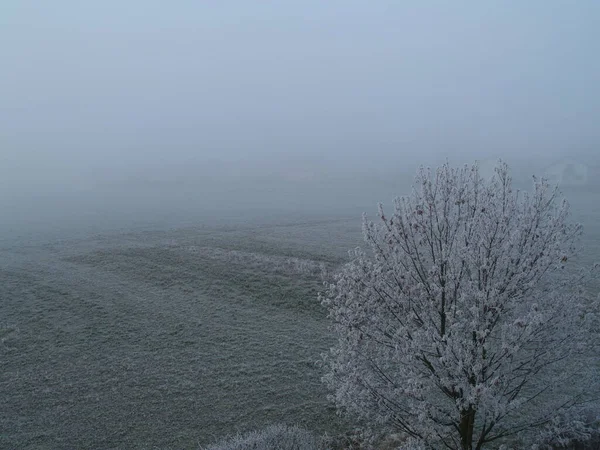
[{"x1": 1, "y1": 1, "x2": 599, "y2": 232}]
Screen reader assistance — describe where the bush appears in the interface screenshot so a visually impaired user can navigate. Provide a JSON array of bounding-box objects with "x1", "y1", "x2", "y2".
[{"x1": 203, "y1": 424, "x2": 321, "y2": 450}]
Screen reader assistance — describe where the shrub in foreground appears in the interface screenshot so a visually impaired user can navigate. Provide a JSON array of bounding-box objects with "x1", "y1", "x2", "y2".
[{"x1": 203, "y1": 424, "x2": 321, "y2": 450}]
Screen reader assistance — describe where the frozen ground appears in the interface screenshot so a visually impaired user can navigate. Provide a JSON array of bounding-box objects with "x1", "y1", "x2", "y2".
[
  {"x1": 0, "y1": 215, "x2": 363, "y2": 449},
  {"x1": 1, "y1": 188, "x2": 598, "y2": 449}
]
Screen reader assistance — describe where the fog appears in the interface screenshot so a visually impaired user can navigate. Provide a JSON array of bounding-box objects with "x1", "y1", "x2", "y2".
[{"x1": 1, "y1": 1, "x2": 599, "y2": 238}]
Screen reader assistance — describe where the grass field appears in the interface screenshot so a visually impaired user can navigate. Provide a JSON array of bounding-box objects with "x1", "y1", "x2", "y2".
[
  {"x1": 1, "y1": 188, "x2": 598, "y2": 449},
  {"x1": 0, "y1": 216, "x2": 364, "y2": 449}
]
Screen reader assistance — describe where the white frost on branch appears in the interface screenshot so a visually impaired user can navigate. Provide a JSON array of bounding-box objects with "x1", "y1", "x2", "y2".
[{"x1": 322, "y1": 161, "x2": 599, "y2": 449}]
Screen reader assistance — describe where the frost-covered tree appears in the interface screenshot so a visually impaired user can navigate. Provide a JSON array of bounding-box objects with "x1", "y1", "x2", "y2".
[{"x1": 322, "y1": 161, "x2": 599, "y2": 449}]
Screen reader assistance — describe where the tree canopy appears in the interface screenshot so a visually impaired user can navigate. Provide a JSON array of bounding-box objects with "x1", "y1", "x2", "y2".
[{"x1": 322, "y1": 161, "x2": 599, "y2": 449}]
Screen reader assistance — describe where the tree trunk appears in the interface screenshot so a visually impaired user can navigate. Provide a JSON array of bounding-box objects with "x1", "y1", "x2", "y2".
[{"x1": 459, "y1": 406, "x2": 476, "y2": 450}]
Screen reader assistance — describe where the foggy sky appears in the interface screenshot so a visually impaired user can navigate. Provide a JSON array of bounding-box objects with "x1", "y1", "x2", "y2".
[{"x1": 1, "y1": 1, "x2": 599, "y2": 234}]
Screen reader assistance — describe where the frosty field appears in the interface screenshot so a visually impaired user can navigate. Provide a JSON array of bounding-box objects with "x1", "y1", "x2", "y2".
[
  {"x1": 0, "y1": 215, "x2": 363, "y2": 449},
  {"x1": 1, "y1": 188, "x2": 598, "y2": 449}
]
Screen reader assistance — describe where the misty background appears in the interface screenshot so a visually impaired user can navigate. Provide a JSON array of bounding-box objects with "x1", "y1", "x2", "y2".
[{"x1": 1, "y1": 1, "x2": 599, "y2": 240}]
